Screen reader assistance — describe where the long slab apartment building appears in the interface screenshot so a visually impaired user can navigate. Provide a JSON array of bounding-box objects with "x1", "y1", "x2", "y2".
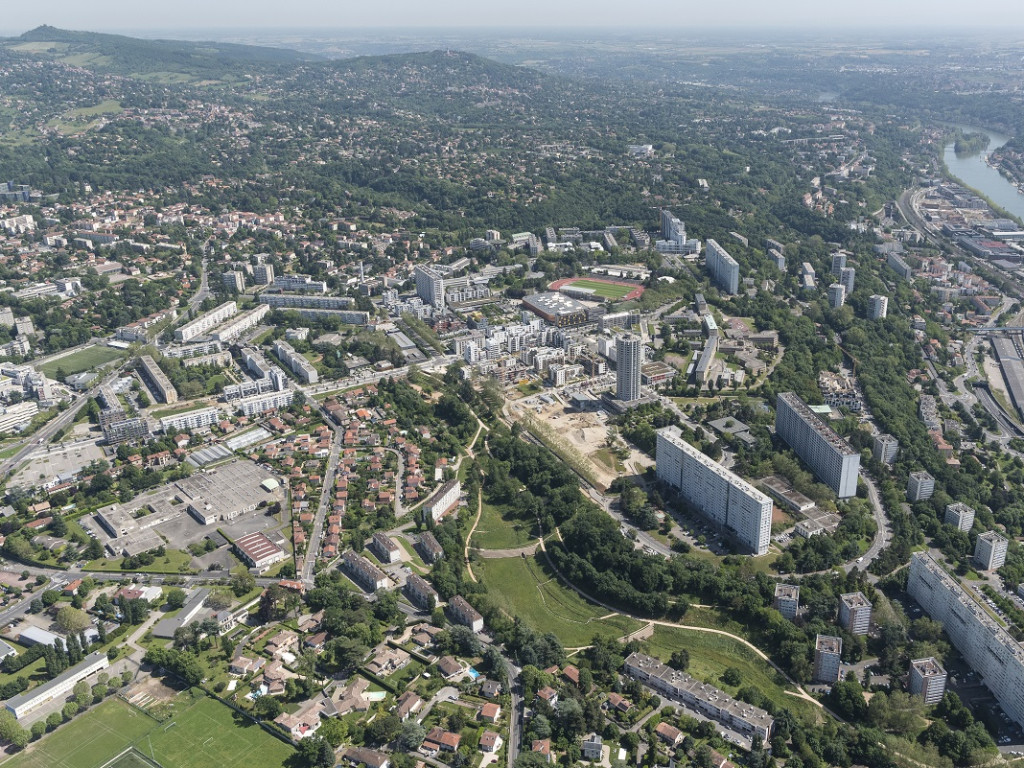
[
  {"x1": 908, "y1": 552, "x2": 1024, "y2": 727},
  {"x1": 624, "y1": 652, "x2": 773, "y2": 741},
  {"x1": 656, "y1": 426, "x2": 772, "y2": 555},
  {"x1": 775, "y1": 392, "x2": 859, "y2": 498}
]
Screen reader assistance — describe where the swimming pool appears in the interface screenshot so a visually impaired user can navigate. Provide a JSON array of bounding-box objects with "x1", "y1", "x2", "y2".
[{"x1": 467, "y1": 667, "x2": 481, "y2": 680}]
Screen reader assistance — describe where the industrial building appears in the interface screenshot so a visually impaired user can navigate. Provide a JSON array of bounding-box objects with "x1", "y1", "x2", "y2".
[
  {"x1": 234, "y1": 532, "x2": 287, "y2": 573},
  {"x1": 908, "y1": 552, "x2": 1024, "y2": 728},
  {"x1": 775, "y1": 392, "x2": 860, "y2": 498},
  {"x1": 521, "y1": 292, "x2": 591, "y2": 327},
  {"x1": 656, "y1": 426, "x2": 772, "y2": 556}
]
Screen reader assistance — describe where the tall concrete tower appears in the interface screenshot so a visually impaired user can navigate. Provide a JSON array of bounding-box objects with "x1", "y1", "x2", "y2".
[{"x1": 616, "y1": 333, "x2": 642, "y2": 402}]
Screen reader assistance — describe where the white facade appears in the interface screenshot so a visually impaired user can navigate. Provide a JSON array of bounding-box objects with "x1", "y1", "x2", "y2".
[
  {"x1": 907, "y1": 471, "x2": 935, "y2": 502},
  {"x1": 813, "y1": 635, "x2": 842, "y2": 683},
  {"x1": 274, "y1": 339, "x2": 319, "y2": 384},
  {"x1": 160, "y1": 407, "x2": 221, "y2": 433},
  {"x1": 211, "y1": 304, "x2": 270, "y2": 343},
  {"x1": 945, "y1": 502, "x2": 975, "y2": 533},
  {"x1": 839, "y1": 592, "x2": 872, "y2": 635},
  {"x1": 6, "y1": 652, "x2": 109, "y2": 719},
  {"x1": 615, "y1": 334, "x2": 643, "y2": 403},
  {"x1": 868, "y1": 294, "x2": 889, "y2": 320},
  {"x1": 775, "y1": 392, "x2": 860, "y2": 498},
  {"x1": 705, "y1": 239, "x2": 739, "y2": 295},
  {"x1": 236, "y1": 389, "x2": 295, "y2": 416},
  {"x1": 175, "y1": 301, "x2": 238, "y2": 342},
  {"x1": 975, "y1": 531, "x2": 1008, "y2": 571},
  {"x1": 656, "y1": 427, "x2": 772, "y2": 555},
  {"x1": 415, "y1": 265, "x2": 445, "y2": 310},
  {"x1": 909, "y1": 657, "x2": 947, "y2": 704},
  {"x1": 828, "y1": 283, "x2": 846, "y2": 309},
  {"x1": 773, "y1": 584, "x2": 799, "y2": 620},
  {"x1": 908, "y1": 553, "x2": 1024, "y2": 728},
  {"x1": 872, "y1": 434, "x2": 899, "y2": 465}
]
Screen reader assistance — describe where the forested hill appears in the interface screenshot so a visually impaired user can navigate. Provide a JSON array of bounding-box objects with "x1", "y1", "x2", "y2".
[{"x1": 1, "y1": 25, "x2": 319, "y2": 81}]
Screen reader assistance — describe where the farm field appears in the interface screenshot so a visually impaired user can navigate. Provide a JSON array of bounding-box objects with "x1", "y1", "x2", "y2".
[
  {"x1": 37, "y1": 346, "x2": 125, "y2": 378},
  {"x1": 475, "y1": 552, "x2": 643, "y2": 646},
  {"x1": 3, "y1": 695, "x2": 294, "y2": 768}
]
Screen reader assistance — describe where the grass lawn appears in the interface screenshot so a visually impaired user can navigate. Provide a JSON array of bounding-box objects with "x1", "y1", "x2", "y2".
[
  {"x1": 4, "y1": 694, "x2": 295, "y2": 768},
  {"x1": 592, "y1": 447, "x2": 625, "y2": 474},
  {"x1": 70, "y1": 100, "x2": 123, "y2": 118},
  {"x1": 471, "y1": 499, "x2": 534, "y2": 550},
  {"x1": 475, "y1": 553, "x2": 643, "y2": 646},
  {"x1": 37, "y1": 346, "x2": 125, "y2": 378},
  {"x1": 149, "y1": 404, "x2": 211, "y2": 420},
  {"x1": 84, "y1": 549, "x2": 195, "y2": 574},
  {"x1": 3, "y1": 699, "x2": 155, "y2": 768},
  {"x1": 564, "y1": 279, "x2": 633, "y2": 300},
  {"x1": 642, "y1": 625, "x2": 819, "y2": 723}
]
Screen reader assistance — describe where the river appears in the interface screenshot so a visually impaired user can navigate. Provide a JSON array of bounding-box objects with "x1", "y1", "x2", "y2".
[{"x1": 943, "y1": 125, "x2": 1024, "y2": 222}]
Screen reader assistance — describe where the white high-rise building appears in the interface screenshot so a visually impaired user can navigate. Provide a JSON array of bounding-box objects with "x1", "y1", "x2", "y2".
[
  {"x1": 814, "y1": 635, "x2": 843, "y2": 683},
  {"x1": 944, "y1": 502, "x2": 975, "y2": 533},
  {"x1": 975, "y1": 531, "x2": 1008, "y2": 571},
  {"x1": 908, "y1": 553, "x2": 1024, "y2": 728},
  {"x1": 839, "y1": 592, "x2": 872, "y2": 635},
  {"x1": 773, "y1": 584, "x2": 800, "y2": 620},
  {"x1": 775, "y1": 392, "x2": 860, "y2": 498},
  {"x1": 828, "y1": 283, "x2": 846, "y2": 309},
  {"x1": 840, "y1": 267, "x2": 855, "y2": 296},
  {"x1": 873, "y1": 434, "x2": 899, "y2": 465},
  {"x1": 907, "y1": 471, "x2": 935, "y2": 502},
  {"x1": 414, "y1": 265, "x2": 445, "y2": 310},
  {"x1": 252, "y1": 263, "x2": 275, "y2": 285},
  {"x1": 868, "y1": 294, "x2": 889, "y2": 320},
  {"x1": 909, "y1": 658, "x2": 947, "y2": 704},
  {"x1": 831, "y1": 252, "x2": 847, "y2": 274},
  {"x1": 656, "y1": 426, "x2": 772, "y2": 555},
  {"x1": 705, "y1": 239, "x2": 740, "y2": 295},
  {"x1": 616, "y1": 334, "x2": 643, "y2": 403}
]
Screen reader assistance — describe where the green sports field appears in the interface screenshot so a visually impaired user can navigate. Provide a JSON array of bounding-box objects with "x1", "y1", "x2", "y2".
[
  {"x1": 563, "y1": 279, "x2": 633, "y2": 299},
  {"x1": 37, "y1": 346, "x2": 126, "y2": 378},
  {"x1": 4, "y1": 696, "x2": 294, "y2": 768}
]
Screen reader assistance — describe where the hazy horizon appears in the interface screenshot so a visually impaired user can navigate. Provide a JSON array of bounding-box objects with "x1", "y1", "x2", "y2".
[{"x1": 2, "y1": 0, "x2": 1024, "y2": 37}]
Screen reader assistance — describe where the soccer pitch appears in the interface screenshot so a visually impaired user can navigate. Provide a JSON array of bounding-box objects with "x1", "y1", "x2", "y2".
[
  {"x1": 5, "y1": 697, "x2": 294, "y2": 768},
  {"x1": 564, "y1": 278, "x2": 633, "y2": 299}
]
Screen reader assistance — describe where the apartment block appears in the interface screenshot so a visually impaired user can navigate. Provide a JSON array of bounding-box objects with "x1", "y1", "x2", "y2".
[
  {"x1": 813, "y1": 635, "x2": 843, "y2": 683},
  {"x1": 448, "y1": 595, "x2": 484, "y2": 633},
  {"x1": 404, "y1": 574, "x2": 439, "y2": 610},
  {"x1": 975, "y1": 531, "x2": 1008, "y2": 571},
  {"x1": 705, "y1": 239, "x2": 740, "y2": 295},
  {"x1": 253, "y1": 263, "x2": 275, "y2": 285},
  {"x1": 773, "y1": 584, "x2": 800, "y2": 620},
  {"x1": 907, "y1": 471, "x2": 935, "y2": 502},
  {"x1": 370, "y1": 531, "x2": 401, "y2": 564},
  {"x1": 423, "y1": 479, "x2": 461, "y2": 522},
  {"x1": 839, "y1": 592, "x2": 872, "y2": 635},
  {"x1": 342, "y1": 551, "x2": 389, "y2": 592},
  {"x1": 775, "y1": 392, "x2": 860, "y2": 498},
  {"x1": 828, "y1": 283, "x2": 846, "y2": 309},
  {"x1": 868, "y1": 294, "x2": 889, "y2": 319},
  {"x1": 274, "y1": 339, "x2": 319, "y2": 384},
  {"x1": 137, "y1": 355, "x2": 178, "y2": 404},
  {"x1": 872, "y1": 433, "x2": 899, "y2": 465},
  {"x1": 908, "y1": 552, "x2": 1024, "y2": 727},
  {"x1": 656, "y1": 426, "x2": 772, "y2": 555},
  {"x1": 944, "y1": 502, "x2": 975, "y2": 533},
  {"x1": 908, "y1": 657, "x2": 947, "y2": 704},
  {"x1": 616, "y1": 333, "x2": 642, "y2": 402},
  {"x1": 175, "y1": 301, "x2": 237, "y2": 342}
]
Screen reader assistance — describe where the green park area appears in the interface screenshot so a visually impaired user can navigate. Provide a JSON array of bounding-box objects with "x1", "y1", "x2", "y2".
[
  {"x1": 470, "y1": 499, "x2": 535, "y2": 550},
  {"x1": 642, "y1": 625, "x2": 819, "y2": 723},
  {"x1": 84, "y1": 549, "x2": 195, "y2": 574},
  {"x1": 4, "y1": 695, "x2": 294, "y2": 768},
  {"x1": 563, "y1": 278, "x2": 633, "y2": 300},
  {"x1": 475, "y1": 553, "x2": 643, "y2": 646},
  {"x1": 38, "y1": 347, "x2": 125, "y2": 378}
]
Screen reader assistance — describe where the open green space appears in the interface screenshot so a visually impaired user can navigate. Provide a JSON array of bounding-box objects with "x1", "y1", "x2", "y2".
[
  {"x1": 69, "y1": 100, "x2": 123, "y2": 117},
  {"x1": 475, "y1": 553, "x2": 643, "y2": 646},
  {"x1": 3, "y1": 694, "x2": 295, "y2": 768},
  {"x1": 84, "y1": 549, "x2": 194, "y2": 574},
  {"x1": 149, "y1": 403, "x2": 209, "y2": 420},
  {"x1": 642, "y1": 625, "x2": 818, "y2": 723},
  {"x1": 470, "y1": 499, "x2": 534, "y2": 550},
  {"x1": 563, "y1": 278, "x2": 633, "y2": 300},
  {"x1": 37, "y1": 346, "x2": 125, "y2": 378}
]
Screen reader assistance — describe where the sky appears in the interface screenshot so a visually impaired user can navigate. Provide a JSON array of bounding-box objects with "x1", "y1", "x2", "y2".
[{"x1": 1, "y1": 0, "x2": 1023, "y2": 34}]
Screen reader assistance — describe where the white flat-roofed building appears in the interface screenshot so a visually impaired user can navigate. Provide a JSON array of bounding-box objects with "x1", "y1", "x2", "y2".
[
  {"x1": 415, "y1": 265, "x2": 445, "y2": 310},
  {"x1": 908, "y1": 552, "x2": 1024, "y2": 728},
  {"x1": 656, "y1": 426, "x2": 772, "y2": 555},
  {"x1": 873, "y1": 434, "x2": 899, "y2": 465},
  {"x1": 138, "y1": 355, "x2": 178, "y2": 404},
  {"x1": 773, "y1": 584, "x2": 800, "y2": 620},
  {"x1": 175, "y1": 301, "x2": 237, "y2": 342},
  {"x1": 975, "y1": 530, "x2": 1008, "y2": 571},
  {"x1": 272, "y1": 274, "x2": 328, "y2": 293},
  {"x1": 945, "y1": 502, "x2": 976, "y2": 533},
  {"x1": 160, "y1": 407, "x2": 221, "y2": 433},
  {"x1": 235, "y1": 389, "x2": 295, "y2": 416},
  {"x1": 616, "y1": 334, "x2": 643, "y2": 403},
  {"x1": 909, "y1": 657, "x2": 947, "y2": 704},
  {"x1": 5, "y1": 652, "x2": 109, "y2": 719},
  {"x1": 907, "y1": 471, "x2": 935, "y2": 502},
  {"x1": 253, "y1": 263, "x2": 275, "y2": 285},
  {"x1": 624, "y1": 652, "x2": 773, "y2": 741},
  {"x1": 828, "y1": 283, "x2": 846, "y2": 309},
  {"x1": 211, "y1": 304, "x2": 270, "y2": 343},
  {"x1": 259, "y1": 293, "x2": 353, "y2": 311},
  {"x1": 423, "y1": 479, "x2": 461, "y2": 522},
  {"x1": 814, "y1": 635, "x2": 842, "y2": 683},
  {"x1": 223, "y1": 270, "x2": 245, "y2": 292},
  {"x1": 869, "y1": 294, "x2": 889, "y2": 319},
  {"x1": 705, "y1": 239, "x2": 739, "y2": 295},
  {"x1": 273, "y1": 339, "x2": 319, "y2": 384},
  {"x1": 370, "y1": 531, "x2": 401, "y2": 564},
  {"x1": 839, "y1": 592, "x2": 872, "y2": 635},
  {"x1": 840, "y1": 267, "x2": 855, "y2": 295},
  {"x1": 775, "y1": 392, "x2": 860, "y2": 498}
]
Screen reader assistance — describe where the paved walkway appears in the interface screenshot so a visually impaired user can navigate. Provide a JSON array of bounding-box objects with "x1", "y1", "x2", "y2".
[{"x1": 476, "y1": 543, "x2": 540, "y2": 559}]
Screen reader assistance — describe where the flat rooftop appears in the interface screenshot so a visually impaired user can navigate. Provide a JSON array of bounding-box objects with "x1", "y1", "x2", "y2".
[
  {"x1": 911, "y1": 657, "x2": 945, "y2": 677},
  {"x1": 778, "y1": 392, "x2": 857, "y2": 456},
  {"x1": 816, "y1": 635, "x2": 842, "y2": 654},
  {"x1": 840, "y1": 592, "x2": 871, "y2": 609}
]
